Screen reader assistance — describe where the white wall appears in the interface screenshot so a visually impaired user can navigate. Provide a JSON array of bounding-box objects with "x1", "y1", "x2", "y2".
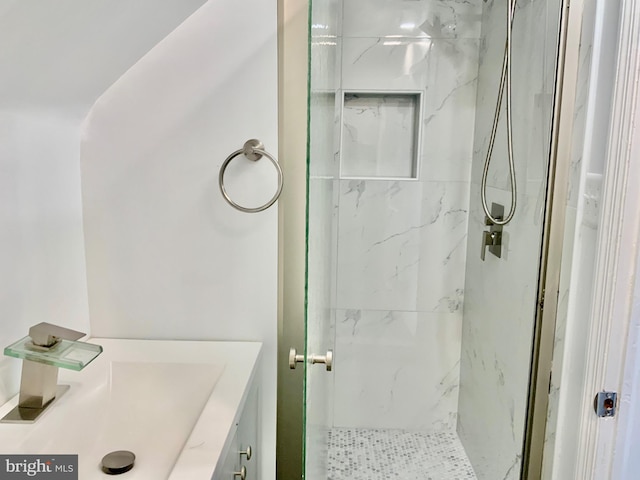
[
  {"x1": 0, "y1": 110, "x2": 90, "y2": 405},
  {"x1": 0, "y1": 2, "x2": 278, "y2": 478},
  {"x1": 80, "y1": 2, "x2": 278, "y2": 478},
  {"x1": 541, "y1": 0, "x2": 597, "y2": 476},
  {"x1": 0, "y1": 0, "x2": 205, "y2": 110},
  {"x1": 0, "y1": 0, "x2": 206, "y2": 405},
  {"x1": 612, "y1": 241, "x2": 640, "y2": 479},
  {"x1": 547, "y1": 0, "x2": 620, "y2": 476}
]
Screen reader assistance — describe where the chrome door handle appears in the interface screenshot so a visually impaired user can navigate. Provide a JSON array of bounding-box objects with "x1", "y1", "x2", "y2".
[
  {"x1": 234, "y1": 466, "x2": 246, "y2": 479},
  {"x1": 289, "y1": 348, "x2": 333, "y2": 371},
  {"x1": 289, "y1": 348, "x2": 305, "y2": 369},
  {"x1": 310, "y1": 350, "x2": 333, "y2": 371}
]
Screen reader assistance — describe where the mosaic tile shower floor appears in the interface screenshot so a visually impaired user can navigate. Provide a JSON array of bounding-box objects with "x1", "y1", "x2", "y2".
[{"x1": 327, "y1": 428, "x2": 477, "y2": 480}]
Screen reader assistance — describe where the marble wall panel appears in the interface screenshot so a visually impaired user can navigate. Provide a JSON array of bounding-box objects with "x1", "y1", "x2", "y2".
[
  {"x1": 330, "y1": 0, "x2": 480, "y2": 433},
  {"x1": 415, "y1": 181, "x2": 470, "y2": 313},
  {"x1": 342, "y1": 0, "x2": 482, "y2": 40},
  {"x1": 336, "y1": 179, "x2": 423, "y2": 311},
  {"x1": 311, "y1": 0, "x2": 342, "y2": 38},
  {"x1": 341, "y1": 93, "x2": 420, "y2": 179},
  {"x1": 323, "y1": 0, "x2": 571, "y2": 473},
  {"x1": 333, "y1": 176, "x2": 471, "y2": 428},
  {"x1": 341, "y1": 35, "x2": 480, "y2": 183},
  {"x1": 342, "y1": 37, "x2": 434, "y2": 92},
  {"x1": 420, "y1": 40, "x2": 479, "y2": 182},
  {"x1": 332, "y1": 309, "x2": 461, "y2": 430},
  {"x1": 310, "y1": 34, "x2": 341, "y2": 97},
  {"x1": 459, "y1": 185, "x2": 544, "y2": 480},
  {"x1": 470, "y1": 0, "x2": 560, "y2": 197},
  {"x1": 469, "y1": 0, "x2": 508, "y2": 182},
  {"x1": 336, "y1": 180, "x2": 470, "y2": 313},
  {"x1": 310, "y1": 90, "x2": 339, "y2": 178},
  {"x1": 342, "y1": 38, "x2": 478, "y2": 95},
  {"x1": 458, "y1": 0, "x2": 563, "y2": 478}
]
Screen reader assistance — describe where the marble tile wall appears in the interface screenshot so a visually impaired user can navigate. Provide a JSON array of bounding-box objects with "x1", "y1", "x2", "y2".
[
  {"x1": 331, "y1": 0, "x2": 483, "y2": 431},
  {"x1": 457, "y1": 0, "x2": 562, "y2": 479},
  {"x1": 341, "y1": 93, "x2": 420, "y2": 179},
  {"x1": 470, "y1": 0, "x2": 559, "y2": 197}
]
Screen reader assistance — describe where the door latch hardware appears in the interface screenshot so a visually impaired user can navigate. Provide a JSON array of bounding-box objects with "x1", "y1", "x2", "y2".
[
  {"x1": 594, "y1": 391, "x2": 617, "y2": 417},
  {"x1": 309, "y1": 350, "x2": 333, "y2": 371},
  {"x1": 288, "y1": 348, "x2": 333, "y2": 371},
  {"x1": 289, "y1": 348, "x2": 305, "y2": 369}
]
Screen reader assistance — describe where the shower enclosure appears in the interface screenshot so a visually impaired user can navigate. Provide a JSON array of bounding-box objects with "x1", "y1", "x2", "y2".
[{"x1": 303, "y1": 0, "x2": 567, "y2": 478}]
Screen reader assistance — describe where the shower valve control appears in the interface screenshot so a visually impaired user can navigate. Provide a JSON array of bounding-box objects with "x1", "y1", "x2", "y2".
[{"x1": 481, "y1": 202, "x2": 504, "y2": 261}]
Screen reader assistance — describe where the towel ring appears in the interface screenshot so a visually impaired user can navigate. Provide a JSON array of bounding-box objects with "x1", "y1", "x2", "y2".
[{"x1": 219, "y1": 139, "x2": 284, "y2": 213}]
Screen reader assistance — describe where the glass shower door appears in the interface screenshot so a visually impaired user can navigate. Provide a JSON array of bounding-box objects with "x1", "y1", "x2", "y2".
[
  {"x1": 303, "y1": 0, "x2": 565, "y2": 479},
  {"x1": 303, "y1": 0, "x2": 341, "y2": 478}
]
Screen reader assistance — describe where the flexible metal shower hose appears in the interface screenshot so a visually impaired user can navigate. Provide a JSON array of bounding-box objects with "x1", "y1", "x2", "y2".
[{"x1": 481, "y1": 0, "x2": 518, "y2": 225}]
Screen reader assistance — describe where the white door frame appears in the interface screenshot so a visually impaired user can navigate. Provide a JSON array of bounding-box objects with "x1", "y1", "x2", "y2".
[{"x1": 573, "y1": 0, "x2": 640, "y2": 477}]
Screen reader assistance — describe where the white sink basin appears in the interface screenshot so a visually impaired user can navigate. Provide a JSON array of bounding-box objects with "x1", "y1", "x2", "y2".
[{"x1": 0, "y1": 339, "x2": 261, "y2": 479}]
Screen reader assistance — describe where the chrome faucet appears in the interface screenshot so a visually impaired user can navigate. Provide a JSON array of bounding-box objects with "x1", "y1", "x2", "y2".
[
  {"x1": 28, "y1": 322, "x2": 85, "y2": 349},
  {"x1": 1, "y1": 322, "x2": 102, "y2": 423}
]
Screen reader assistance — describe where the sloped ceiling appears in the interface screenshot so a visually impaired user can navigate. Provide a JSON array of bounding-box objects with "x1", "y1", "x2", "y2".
[{"x1": 0, "y1": 0, "x2": 206, "y2": 111}]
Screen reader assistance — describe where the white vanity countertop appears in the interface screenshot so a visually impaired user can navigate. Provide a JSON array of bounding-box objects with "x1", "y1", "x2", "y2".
[{"x1": 0, "y1": 338, "x2": 262, "y2": 480}]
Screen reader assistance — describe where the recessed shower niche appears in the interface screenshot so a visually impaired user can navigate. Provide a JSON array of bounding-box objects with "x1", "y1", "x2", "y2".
[{"x1": 340, "y1": 91, "x2": 422, "y2": 179}]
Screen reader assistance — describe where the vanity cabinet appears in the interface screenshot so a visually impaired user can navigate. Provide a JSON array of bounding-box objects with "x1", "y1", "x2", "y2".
[
  {"x1": 0, "y1": 339, "x2": 263, "y2": 480},
  {"x1": 216, "y1": 379, "x2": 259, "y2": 480},
  {"x1": 219, "y1": 430, "x2": 241, "y2": 480}
]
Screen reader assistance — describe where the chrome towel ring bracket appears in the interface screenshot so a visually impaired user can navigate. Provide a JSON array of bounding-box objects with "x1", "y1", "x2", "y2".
[{"x1": 218, "y1": 139, "x2": 284, "y2": 213}]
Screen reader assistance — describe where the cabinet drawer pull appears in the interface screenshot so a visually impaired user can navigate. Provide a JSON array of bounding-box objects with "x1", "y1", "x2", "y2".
[
  {"x1": 233, "y1": 466, "x2": 246, "y2": 480},
  {"x1": 240, "y1": 445, "x2": 252, "y2": 461}
]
